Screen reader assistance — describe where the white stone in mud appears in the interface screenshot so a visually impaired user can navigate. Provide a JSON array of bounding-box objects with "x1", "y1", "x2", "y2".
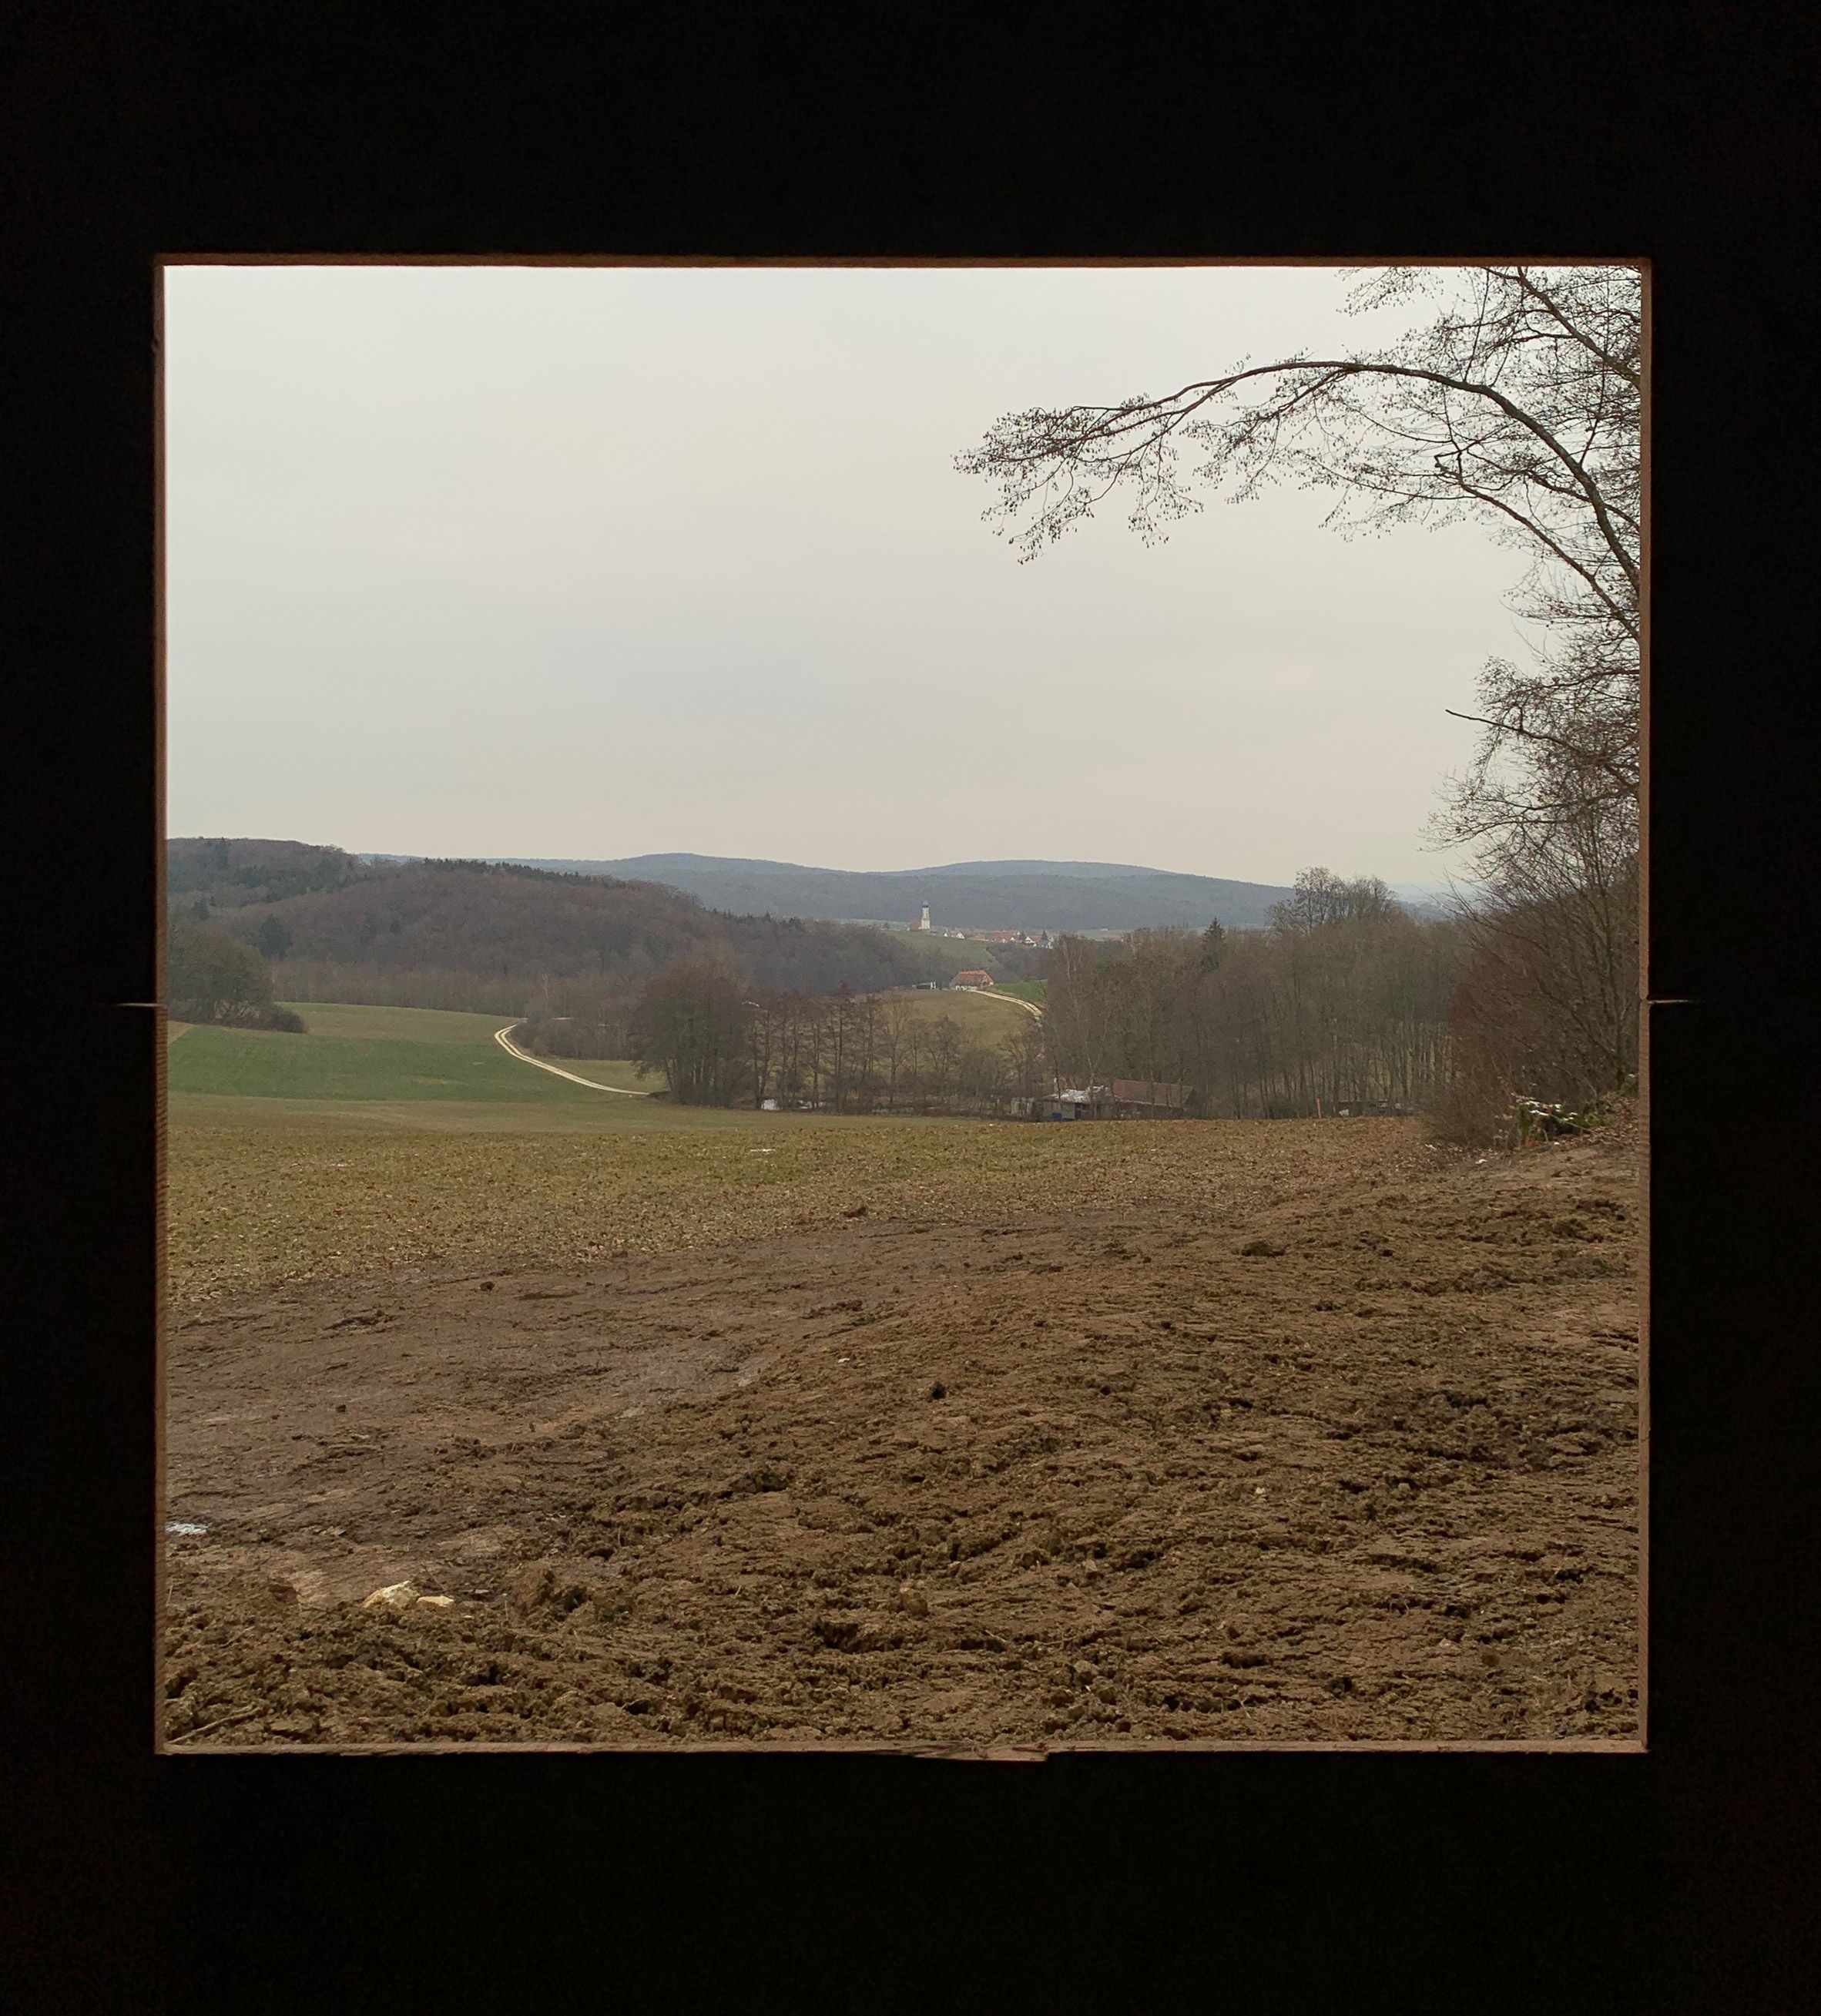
[{"x1": 361, "y1": 1579, "x2": 421, "y2": 1611}]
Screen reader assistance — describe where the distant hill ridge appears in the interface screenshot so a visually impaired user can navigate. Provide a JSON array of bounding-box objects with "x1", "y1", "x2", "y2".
[
  {"x1": 476, "y1": 852, "x2": 1302, "y2": 933},
  {"x1": 166, "y1": 838, "x2": 1010, "y2": 1018}
]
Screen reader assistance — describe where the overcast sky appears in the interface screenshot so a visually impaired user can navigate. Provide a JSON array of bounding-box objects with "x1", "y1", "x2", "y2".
[{"x1": 163, "y1": 263, "x2": 1531, "y2": 887}]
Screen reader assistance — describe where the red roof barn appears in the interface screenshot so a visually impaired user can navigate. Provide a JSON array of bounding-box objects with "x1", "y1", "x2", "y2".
[{"x1": 1109, "y1": 1080, "x2": 1189, "y2": 1111}]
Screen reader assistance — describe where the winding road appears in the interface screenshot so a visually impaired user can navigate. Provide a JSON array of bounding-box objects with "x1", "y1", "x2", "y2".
[{"x1": 494, "y1": 1022, "x2": 651, "y2": 1095}]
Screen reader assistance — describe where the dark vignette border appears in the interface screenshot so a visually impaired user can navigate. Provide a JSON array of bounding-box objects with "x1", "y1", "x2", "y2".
[{"x1": 5, "y1": 10, "x2": 1816, "y2": 2011}]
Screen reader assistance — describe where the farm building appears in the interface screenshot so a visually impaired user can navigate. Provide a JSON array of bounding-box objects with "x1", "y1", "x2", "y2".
[
  {"x1": 951, "y1": 970, "x2": 994, "y2": 990},
  {"x1": 1109, "y1": 1079, "x2": 1189, "y2": 1115},
  {"x1": 1035, "y1": 1080, "x2": 1192, "y2": 1120},
  {"x1": 1033, "y1": 1085, "x2": 1106, "y2": 1120}
]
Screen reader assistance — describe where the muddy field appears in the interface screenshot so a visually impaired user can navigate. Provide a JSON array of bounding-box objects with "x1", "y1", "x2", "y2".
[{"x1": 163, "y1": 1115, "x2": 1641, "y2": 1749}]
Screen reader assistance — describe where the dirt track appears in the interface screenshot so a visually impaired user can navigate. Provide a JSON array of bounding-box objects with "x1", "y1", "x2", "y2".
[{"x1": 163, "y1": 1117, "x2": 1640, "y2": 1749}]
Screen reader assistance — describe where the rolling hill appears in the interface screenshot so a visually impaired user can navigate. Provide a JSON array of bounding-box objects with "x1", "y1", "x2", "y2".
[
  {"x1": 166, "y1": 840, "x2": 1025, "y2": 1019},
  {"x1": 483, "y1": 853, "x2": 1300, "y2": 933},
  {"x1": 168, "y1": 840, "x2": 1437, "y2": 1028}
]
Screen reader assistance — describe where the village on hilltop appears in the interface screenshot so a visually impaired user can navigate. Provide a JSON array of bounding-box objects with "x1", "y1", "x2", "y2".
[{"x1": 880, "y1": 901, "x2": 1053, "y2": 952}]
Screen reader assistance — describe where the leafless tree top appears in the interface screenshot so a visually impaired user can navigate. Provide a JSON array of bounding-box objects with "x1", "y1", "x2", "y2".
[{"x1": 956, "y1": 266, "x2": 1644, "y2": 838}]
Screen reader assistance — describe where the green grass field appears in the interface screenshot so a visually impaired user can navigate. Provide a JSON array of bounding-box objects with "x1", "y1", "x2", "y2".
[
  {"x1": 874, "y1": 987, "x2": 1041, "y2": 1037},
  {"x1": 167, "y1": 1003, "x2": 736, "y2": 1134},
  {"x1": 165, "y1": 998, "x2": 1037, "y2": 1120},
  {"x1": 170, "y1": 1004, "x2": 653, "y2": 1105}
]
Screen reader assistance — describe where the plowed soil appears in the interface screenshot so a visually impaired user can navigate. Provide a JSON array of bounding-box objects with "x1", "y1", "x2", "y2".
[{"x1": 163, "y1": 1115, "x2": 1641, "y2": 1750}]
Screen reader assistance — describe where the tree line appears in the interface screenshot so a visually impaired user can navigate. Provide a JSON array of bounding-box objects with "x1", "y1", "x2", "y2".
[
  {"x1": 605, "y1": 851, "x2": 1634, "y2": 1145},
  {"x1": 609, "y1": 870, "x2": 1459, "y2": 1123},
  {"x1": 1031, "y1": 853, "x2": 1634, "y2": 1136},
  {"x1": 1042, "y1": 872, "x2": 1456, "y2": 1119},
  {"x1": 165, "y1": 845, "x2": 1037, "y2": 1025},
  {"x1": 609, "y1": 961, "x2": 1050, "y2": 1116},
  {"x1": 166, "y1": 846, "x2": 1632, "y2": 1139}
]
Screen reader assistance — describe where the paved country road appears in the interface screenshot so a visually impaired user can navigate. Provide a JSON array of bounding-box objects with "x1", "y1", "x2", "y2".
[{"x1": 494, "y1": 1023, "x2": 651, "y2": 1095}]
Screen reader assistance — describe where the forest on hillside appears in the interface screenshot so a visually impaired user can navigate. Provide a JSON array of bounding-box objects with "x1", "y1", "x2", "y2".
[
  {"x1": 500, "y1": 852, "x2": 1300, "y2": 933},
  {"x1": 166, "y1": 840, "x2": 1041, "y2": 1031},
  {"x1": 168, "y1": 835, "x2": 363, "y2": 909}
]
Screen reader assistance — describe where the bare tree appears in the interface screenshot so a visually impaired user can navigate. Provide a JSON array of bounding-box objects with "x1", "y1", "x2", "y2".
[
  {"x1": 960, "y1": 267, "x2": 1642, "y2": 1137},
  {"x1": 1002, "y1": 1015, "x2": 1051, "y2": 1109},
  {"x1": 1040, "y1": 888, "x2": 1458, "y2": 1121},
  {"x1": 956, "y1": 264, "x2": 1642, "y2": 847},
  {"x1": 744, "y1": 992, "x2": 780, "y2": 1107},
  {"x1": 1437, "y1": 778, "x2": 1639, "y2": 1140},
  {"x1": 628, "y1": 958, "x2": 753, "y2": 1105},
  {"x1": 1270, "y1": 867, "x2": 1401, "y2": 935},
  {"x1": 880, "y1": 993, "x2": 917, "y2": 1110}
]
